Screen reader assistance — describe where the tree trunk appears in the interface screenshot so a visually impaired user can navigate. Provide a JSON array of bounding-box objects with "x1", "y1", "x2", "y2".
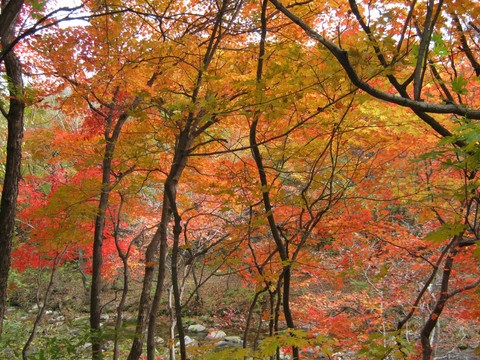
[
  {"x1": 22, "y1": 254, "x2": 62, "y2": 359},
  {"x1": 249, "y1": 1, "x2": 298, "y2": 357},
  {"x1": 170, "y1": 212, "x2": 186, "y2": 360},
  {"x1": 90, "y1": 141, "x2": 115, "y2": 360},
  {"x1": 0, "y1": 0, "x2": 25, "y2": 337},
  {"x1": 145, "y1": 194, "x2": 171, "y2": 360},
  {"x1": 131, "y1": 132, "x2": 192, "y2": 360},
  {"x1": 90, "y1": 105, "x2": 132, "y2": 359},
  {"x1": 146, "y1": 132, "x2": 192, "y2": 360},
  {"x1": 420, "y1": 240, "x2": 459, "y2": 360}
]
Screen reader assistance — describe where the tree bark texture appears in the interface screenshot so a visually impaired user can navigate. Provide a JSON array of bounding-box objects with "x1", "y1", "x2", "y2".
[{"x1": 0, "y1": 0, "x2": 25, "y2": 337}]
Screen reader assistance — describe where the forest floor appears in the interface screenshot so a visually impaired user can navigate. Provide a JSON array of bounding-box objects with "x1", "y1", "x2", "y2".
[{"x1": 2, "y1": 265, "x2": 479, "y2": 359}]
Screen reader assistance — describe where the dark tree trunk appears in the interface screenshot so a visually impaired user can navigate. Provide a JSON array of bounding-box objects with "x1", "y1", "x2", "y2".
[
  {"x1": 249, "y1": 1, "x2": 298, "y2": 358},
  {"x1": 420, "y1": 240, "x2": 459, "y2": 360},
  {"x1": 0, "y1": 0, "x2": 25, "y2": 337},
  {"x1": 145, "y1": 131, "x2": 191, "y2": 360},
  {"x1": 90, "y1": 139, "x2": 115, "y2": 360},
  {"x1": 90, "y1": 106, "x2": 132, "y2": 359},
  {"x1": 131, "y1": 133, "x2": 192, "y2": 360},
  {"x1": 145, "y1": 194, "x2": 171, "y2": 360},
  {"x1": 170, "y1": 210, "x2": 186, "y2": 360}
]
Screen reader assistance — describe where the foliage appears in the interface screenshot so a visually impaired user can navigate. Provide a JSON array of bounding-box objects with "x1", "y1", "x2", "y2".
[{"x1": 1, "y1": 0, "x2": 480, "y2": 359}]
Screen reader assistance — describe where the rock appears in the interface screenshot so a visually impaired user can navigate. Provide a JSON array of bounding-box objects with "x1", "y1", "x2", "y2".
[
  {"x1": 332, "y1": 351, "x2": 355, "y2": 359},
  {"x1": 223, "y1": 336, "x2": 243, "y2": 345},
  {"x1": 185, "y1": 336, "x2": 197, "y2": 346},
  {"x1": 100, "y1": 314, "x2": 110, "y2": 321},
  {"x1": 188, "y1": 324, "x2": 206, "y2": 332},
  {"x1": 154, "y1": 336, "x2": 164, "y2": 345},
  {"x1": 213, "y1": 340, "x2": 229, "y2": 347},
  {"x1": 206, "y1": 329, "x2": 226, "y2": 340},
  {"x1": 303, "y1": 348, "x2": 316, "y2": 355},
  {"x1": 176, "y1": 335, "x2": 197, "y2": 347},
  {"x1": 213, "y1": 335, "x2": 244, "y2": 348}
]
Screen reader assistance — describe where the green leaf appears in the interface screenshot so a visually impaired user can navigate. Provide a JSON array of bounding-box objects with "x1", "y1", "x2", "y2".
[
  {"x1": 432, "y1": 33, "x2": 448, "y2": 56},
  {"x1": 424, "y1": 222, "x2": 467, "y2": 243},
  {"x1": 452, "y1": 76, "x2": 468, "y2": 95}
]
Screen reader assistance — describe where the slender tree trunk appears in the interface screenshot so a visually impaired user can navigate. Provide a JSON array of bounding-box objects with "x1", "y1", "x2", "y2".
[
  {"x1": 243, "y1": 289, "x2": 265, "y2": 349},
  {"x1": 22, "y1": 254, "x2": 62, "y2": 359},
  {"x1": 146, "y1": 200, "x2": 170, "y2": 360},
  {"x1": 168, "y1": 286, "x2": 176, "y2": 360},
  {"x1": 0, "y1": 0, "x2": 25, "y2": 337},
  {"x1": 113, "y1": 252, "x2": 129, "y2": 360},
  {"x1": 170, "y1": 211, "x2": 186, "y2": 360},
  {"x1": 112, "y1": 199, "x2": 133, "y2": 360},
  {"x1": 90, "y1": 102, "x2": 134, "y2": 359},
  {"x1": 268, "y1": 289, "x2": 275, "y2": 337},
  {"x1": 420, "y1": 239, "x2": 459, "y2": 360},
  {"x1": 282, "y1": 266, "x2": 299, "y2": 359},
  {"x1": 90, "y1": 139, "x2": 115, "y2": 360},
  {"x1": 132, "y1": 133, "x2": 192, "y2": 360},
  {"x1": 146, "y1": 132, "x2": 191, "y2": 360},
  {"x1": 190, "y1": 265, "x2": 202, "y2": 304},
  {"x1": 249, "y1": 0, "x2": 298, "y2": 358},
  {"x1": 128, "y1": 227, "x2": 162, "y2": 360}
]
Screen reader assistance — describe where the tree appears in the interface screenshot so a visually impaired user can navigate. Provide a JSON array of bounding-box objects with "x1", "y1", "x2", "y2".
[
  {"x1": 0, "y1": 0, "x2": 26, "y2": 337},
  {"x1": 126, "y1": 1, "x2": 250, "y2": 358},
  {"x1": 0, "y1": 0, "x2": 98, "y2": 337},
  {"x1": 266, "y1": 0, "x2": 480, "y2": 357},
  {"x1": 269, "y1": 0, "x2": 480, "y2": 122},
  {"x1": 3, "y1": 1, "x2": 480, "y2": 359}
]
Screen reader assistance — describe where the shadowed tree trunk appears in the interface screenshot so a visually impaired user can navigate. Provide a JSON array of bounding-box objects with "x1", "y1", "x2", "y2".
[
  {"x1": 0, "y1": 0, "x2": 25, "y2": 337},
  {"x1": 90, "y1": 98, "x2": 136, "y2": 360}
]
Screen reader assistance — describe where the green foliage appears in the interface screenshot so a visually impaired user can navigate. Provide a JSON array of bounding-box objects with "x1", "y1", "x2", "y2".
[
  {"x1": 0, "y1": 317, "x2": 30, "y2": 358},
  {"x1": 424, "y1": 222, "x2": 467, "y2": 244},
  {"x1": 432, "y1": 33, "x2": 449, "y2": 57},
  {"x1": 197, "y1": 328, "x2": 313, "y2": 360},
  {"x1": 0, "y1": 316, "x2": 91, "y2": 360},
  {"x1": 28, "y1": 324, "x2": 92, "y2": 360},
  {"x1": 7, "y1": 268, "x2": 46, "y2": 307},
  {"x1": 452, "y1": 76, "x2": 469, "y2": 95},
  {"x1": 357, "y1": 331, "x2": 415, "y2": 359},
  {"x1": 256, "y1": 329, "x2": 311, "y2": 358},
  {"x1": 199, "y1": 346, "x2": 250, "y2": 360},
  {"x1": 421, "y1": 118, "x2": 480, "y2": 170},
  {"x1": 29, "y1": 326, "x2": 91, "y2": 360}
]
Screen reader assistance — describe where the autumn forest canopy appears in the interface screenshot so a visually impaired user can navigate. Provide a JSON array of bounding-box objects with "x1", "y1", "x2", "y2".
[{"x1": 0, "y1": 0, "x2": 480, "y2": 359}]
